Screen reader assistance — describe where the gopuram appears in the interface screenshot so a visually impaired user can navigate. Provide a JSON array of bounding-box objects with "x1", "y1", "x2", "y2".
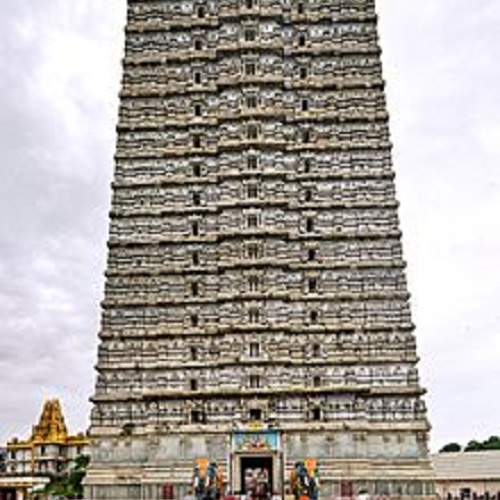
[{"x1": 85, "y1": 0, "x2": 435, "y2": 498}]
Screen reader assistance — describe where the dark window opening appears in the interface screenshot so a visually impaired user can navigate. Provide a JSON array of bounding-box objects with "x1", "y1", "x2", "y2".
[
  {"x1": 460, "y1": 489, "x2": 471, "y2": 500},
  {"x1": 297, "y1": 2, "x2": 304, "y2": 14},
  {"x1": 193, "y1": 192, "x2": 201, "y2": 206},
  {"x1": 313, "y1": 376, "x2": 321, "y2": 387},
  {"x1": 299, "y1": 66, "x2": 308, "y2": 79},
  {"x1": 193, "y1": 164, "x2": 201, "y2": 176},
  {"x1": 308, "y1": 278, "x2": 317, "y2": 292},
  {"x1": 194, "y1": 103, "x2": 202, "y2": 116},
  {"x1": 248, "y1": 275, "x2": 259, "y2": 292},
  {"x1": 248, "y1": 243, "x2": 259, "y2": 259},
  {"x1": 246, "y1": 94, "x2": 258, "y2": 108},
  {"x1": 192, "y1": 251, "x2": 199, "y2": 266},
  {"x1": 191, "y1": 314, "x2": 199, "y2": 327},
  {"x1": 194, "y1": 39, "x2": 203, "y2": 51},
  {"x1": 302, "y1": 129, "x2": 310, "y2": 143},
  {"x1": 247, "y1": 184, "x2": 258, "y2": 198},
  {"x1": 249, "y1": 408, "x2": 262, "y2": 421},
  {"x1": 250, "y1": 342, "x2": 260, "y2": 357},
  {"x1": 197, "y1": 6, "x2": 206, "y2": 18},
  {"x1": 192, "y1": 221, "x2": 199, "y2": 236},
  {"x1": 312, "y1": 407, "x2": 321, "y2": 421},
  {"x1": 305, "y1": 189, "x2": 312, "y2": 202},
  {"x1": 122, "y1": 423, "x2": 134, "y2": 436},
  {"x1": 191, "y1": 346, "x2": 198, "y2": 360},
  {"x1": 312, "y1": 343, "x2": 321, "y2": 357},
  {"x1": 301, "y1": 99, "x2": 309, "y2": 111},
  {"x1": 306, "y1": 217, "x2": 314, "y2": 232},
  {"x1": 245, "y1": 0, "x2": 254, "y2": 8},
  {"x1": 245, "y1": 62, "x2": 256, "y2": 76},
  {"x1": 191, "y1": 409, "x2": 205, "y2": 423},
  {"x1": 247, "y1": 124, "x2": 258, "y2": 139},
  {"x1": 308, "y1": 248, "x2": 316, "y2": 261},
  {"x1": 190, "y1": 379, "x2": 198, "y2": 391},
  {"x1": 249, "y1": 308, "x2": 260, "y2": 323},
  {"x1": 298, "y1": 34, "x2": 306, "y2": 47},
  {"x1": 250, "y1": 375, "x2": 260, "y2": 388},
  {"x1": 310, "y1": 310, "x2": 318, "y2": 324},
  {"x1": 191, "y1": 282, "x2": 199, "y2": 296},
  {"x1": 194, "y1": 71, "x2": 202, "y2": 84},
  {"x1": 304, "y1": 158, "x2": 311, "y2": 172},
  {"x1": 247, "y1": 214, "x2": 258, "y2": 227},
  {"x1": 244, "y1": 29, "x2": 257, "y2": 42},
  {"x1": 248, "y1": 156, "x2": 258, "y2": 169},
  {"x1": 193, "y1": 135, "x2": 201, "y2": 148}
]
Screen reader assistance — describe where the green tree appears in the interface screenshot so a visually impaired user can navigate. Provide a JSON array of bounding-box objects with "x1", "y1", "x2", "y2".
[
  {"x1": 464, "y1": 440, "x2": 484, "y2": 452},
  {"x1": 44, "y1": 455, "x2": 90, "y2": 499},
  {"x1": 439, "y1": 442, "x2": 462, "y2": 453},
  {"x1": 439, "y1": 436, "x2": 500, "y2": 453},
  {"x1": 482, "y1": 436, "x2": 500, "y2": 450}
]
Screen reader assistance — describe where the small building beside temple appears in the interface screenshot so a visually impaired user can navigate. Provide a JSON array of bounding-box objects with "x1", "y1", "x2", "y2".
[
  {"x1": 431, "y1": 451, "x2": 500, "y2": 500},
  {"x1": 0, "y1": 399, "x2": 89, "y2": 500}
]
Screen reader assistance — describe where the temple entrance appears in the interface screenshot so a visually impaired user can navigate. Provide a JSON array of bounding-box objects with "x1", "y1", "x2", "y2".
[
  {"x1": 0, "y1": 489, "x2": 17, "y2": 500},
  {"x1": 231, "y1": 430, "x2": 282, "y2": 497},
  {"x1": 240, "y1": 455, "x2": 273, "y2": 499}
]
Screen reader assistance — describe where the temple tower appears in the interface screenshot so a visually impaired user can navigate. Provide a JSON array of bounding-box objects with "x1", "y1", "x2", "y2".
[
  {"x1": 86, "y1": 0, "x2": 435, "y2": 498},
  {"x1": 2, "y1": 399, "x2": 89, "y2": 498}
]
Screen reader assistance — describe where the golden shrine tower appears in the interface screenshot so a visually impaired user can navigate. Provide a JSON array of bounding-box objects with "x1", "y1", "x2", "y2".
[{"x1": 1, "y1": 400, "x2": 89, "y2": 499}]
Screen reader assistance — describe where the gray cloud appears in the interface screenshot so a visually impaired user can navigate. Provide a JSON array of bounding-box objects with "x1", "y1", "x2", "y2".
[
  {"x1": 0, "y1": 0, "x2": 498, "y2": 450},
  {"x1": 0, "y1": 0, "x2": 125, "y2": 441}
]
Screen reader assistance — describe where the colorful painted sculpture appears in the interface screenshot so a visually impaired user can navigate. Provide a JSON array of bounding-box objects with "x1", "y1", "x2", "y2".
[
  {"x1": 193, "y1": 459, "x2": 223, "y2": 500},
  {"x1": 290, "y1": 460, "x2": 320, "y2": 500}
]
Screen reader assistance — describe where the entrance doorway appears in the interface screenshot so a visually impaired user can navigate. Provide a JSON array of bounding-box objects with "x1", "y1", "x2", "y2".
[
  {"x1": 0, "y1": 489, "x2": 17, "y2": 500},
  {"x1": 240, "y1": 456, "x2": 273, "y2": 499}
]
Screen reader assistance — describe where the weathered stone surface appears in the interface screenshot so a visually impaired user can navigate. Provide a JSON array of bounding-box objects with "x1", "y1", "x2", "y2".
[{"x1": 86, "y1": 0, "x2": 435, "y2": 498}]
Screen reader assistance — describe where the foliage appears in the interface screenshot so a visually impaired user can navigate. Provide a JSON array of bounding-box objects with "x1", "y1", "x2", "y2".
[
  {"x1": 440, "y1": 436, "x2": 500, "y2": 453},
  {"x1": 482, "y1": 436, "x2": 500, "y2": 450},
  {"x1": 44, "y1": 455, "x2": 90, "y2": 499},
  {"x1": 464, "y1": 440, "x2": 483, "y2": 452},
  {"x1": 439, "y1": 442, "x2": 461, "y2": 453}
]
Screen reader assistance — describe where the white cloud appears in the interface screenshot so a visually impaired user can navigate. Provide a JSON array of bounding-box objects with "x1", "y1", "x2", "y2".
[{"x1": 379, "y1": 0, "x2": 500, "y2": 450}]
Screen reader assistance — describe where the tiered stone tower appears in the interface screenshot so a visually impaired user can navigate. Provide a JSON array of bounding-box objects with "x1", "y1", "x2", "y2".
[
  {"x1": 4, "y1": 399, "x2": 89, "y2": 484},
  {"x1": 86, "y1": 0, "x2": 435, "y2": 498},
  {"x1": 32, "y1": 399, "x2": 69, "y2": 443}
]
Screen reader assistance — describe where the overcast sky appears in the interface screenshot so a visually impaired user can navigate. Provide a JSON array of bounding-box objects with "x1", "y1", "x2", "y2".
[{"x1": 0, "y1": 1, "x2": 499, "y2": 452}]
